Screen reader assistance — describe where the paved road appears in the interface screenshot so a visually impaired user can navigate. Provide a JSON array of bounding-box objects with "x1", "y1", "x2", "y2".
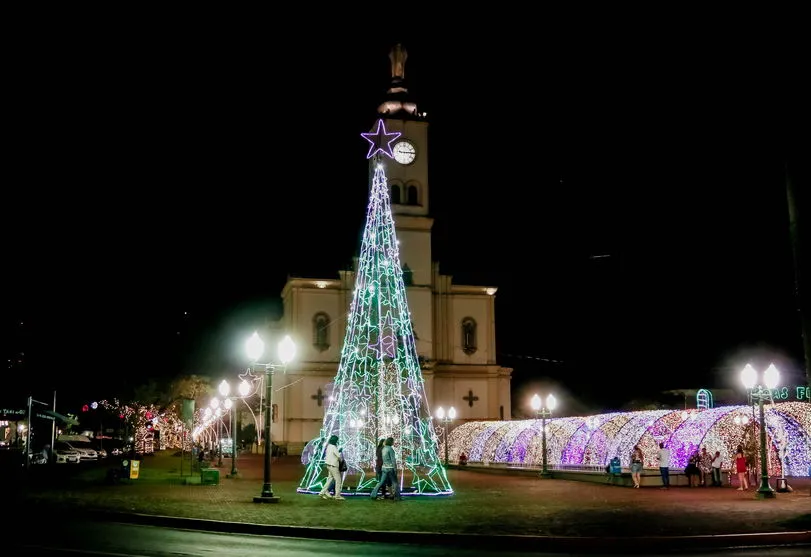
[{"x1": 9, "y1": 518, "x2": 811, "y2": 556}]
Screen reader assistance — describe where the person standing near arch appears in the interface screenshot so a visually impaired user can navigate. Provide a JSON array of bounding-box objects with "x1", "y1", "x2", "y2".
[
  {"x1": 657, "y1": 442, "x2": 671, "y2": 489},
  {"x1": 631, "y1": 445, "x2": 644, "y2": 488}
]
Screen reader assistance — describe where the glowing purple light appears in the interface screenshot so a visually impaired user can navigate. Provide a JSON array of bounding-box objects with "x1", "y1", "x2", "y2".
[
  {"x1": 361, "y1": 119, "x2": 401, "y2": 159},
  {"x1": 447, "y1": 403, "x2": 811, "y2": 476}
]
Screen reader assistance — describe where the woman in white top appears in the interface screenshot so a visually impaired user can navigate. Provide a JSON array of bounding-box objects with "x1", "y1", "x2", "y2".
[{"x1": 319, "y1": 435, "x2": 345, "y2": 500}]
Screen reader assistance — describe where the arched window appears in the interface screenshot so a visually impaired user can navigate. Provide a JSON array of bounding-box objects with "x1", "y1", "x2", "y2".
[
  {"x1": 312, "y1": 312, "x2": 330, "y2": 352},
  {"x1": 402, "y1": 264, "x2": 413, "y2": 286},
  {"x1": 390, "y1": 184, "x2": 401, "y2": 204},
  {"x1": 407, "y1": 185, "x2": 418, "y2": 205},
  {"x1": 461, "y1": 317, "x2": 477, "y2": 355}
]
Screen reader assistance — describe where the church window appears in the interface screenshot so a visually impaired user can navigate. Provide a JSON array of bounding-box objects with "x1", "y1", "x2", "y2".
[
  {"x1": 312, "y1": 312, "x2": 330, "y2": 352},
  {"x1": 461, "y1": 317, "x2": 477, "y2": 355},
  {"x1": 407, "y1": 185, "x2": 419, "y2": 205},
  {"x1": 402, "y1": 264, "x2": 413, "y2": 286},
  {"x1": 390, "y1": 184, "x2": 401, "y2": 204}
]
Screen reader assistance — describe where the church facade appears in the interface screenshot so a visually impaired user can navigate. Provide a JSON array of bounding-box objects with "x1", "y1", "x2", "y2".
[{"x1": 268, "y1": 45, "x2": 512, "y2": 452}]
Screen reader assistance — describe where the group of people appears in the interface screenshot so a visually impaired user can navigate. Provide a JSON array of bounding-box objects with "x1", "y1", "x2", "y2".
[
  {"x1": 629, "y1": 443, "x2": 751, "y2": 490},
  {"x1": 317, "y1": 434, "x2": 402, "y2": 501},
  {"x1": 685, "y1": 446, "x2": 724, "y2": 487}
]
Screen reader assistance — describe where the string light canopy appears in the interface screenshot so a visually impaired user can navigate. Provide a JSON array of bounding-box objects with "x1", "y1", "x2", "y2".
[{"x1": 443, "y1": 402, "x2": 811, "y2": 477}]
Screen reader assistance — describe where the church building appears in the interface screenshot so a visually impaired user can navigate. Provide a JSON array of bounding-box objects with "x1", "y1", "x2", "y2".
[{"x1": 269, "y1": 45, "x2": 512, "y2": 453}]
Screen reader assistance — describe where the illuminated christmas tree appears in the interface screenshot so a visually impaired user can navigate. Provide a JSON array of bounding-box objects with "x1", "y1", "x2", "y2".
[{"x1": 297, "y1": 119, "x2": 452, "y2": 497}]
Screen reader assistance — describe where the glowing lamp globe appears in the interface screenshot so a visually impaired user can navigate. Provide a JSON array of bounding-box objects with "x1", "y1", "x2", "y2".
[
  {"x1": 546, "y1": 394, "x2": 557, "y2": 411},
  {"x1": 436, "y1": 407, "x2": 445, "y2": 420},
  {"x1": 277, "y1": 335, "x2": 296, "y2": 364},
  {"x1": 764, "y1": 364, "x2": 780, "y2": 389},
  {"x1": 224, "y1": 398, "x2": 233, "y2": 410},
  {"x1": 238, "y1": 380, "x2": 251, "y2": 397},
  {"x1": 210, "y1": 398, "x2": 220, "y2": 409},
  {"x1": 448, "y1": 406, "x2": 457, "y2": 420},
  {"x1": 219, "y1": 380, "x2": 230, "y2": 397},
  {"x1": 246, "y1": 332, "x2": 264, "y2": 361},
  {"x1": 531, "y1": 394, "x2": 541, "y2": 412},
  {"x1": 741, "y1": 364, "x2": 757, "y2": 389}
]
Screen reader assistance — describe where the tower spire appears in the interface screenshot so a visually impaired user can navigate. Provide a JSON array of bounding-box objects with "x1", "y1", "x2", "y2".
[{"x1": 378, "y1": 43, "x2": 419, "y2": 117}]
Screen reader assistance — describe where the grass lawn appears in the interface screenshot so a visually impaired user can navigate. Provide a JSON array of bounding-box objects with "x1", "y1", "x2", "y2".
[{"x1": 11, "y1": 450, "x2": 811, "y2": 538}]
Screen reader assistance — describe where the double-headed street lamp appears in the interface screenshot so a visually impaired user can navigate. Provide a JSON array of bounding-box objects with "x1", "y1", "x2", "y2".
[
  {"x1": 531, "y1": 393, "x2": 557, "y2": 479},
  {"x1": 435, "y1": 406, "x2": 456, "y2": 467},
  {"x1": 219, "y1": 379, "x2": 252, "y2": 479},
  {"x1": 740, "y1": 363, "x2": 779, "y2": 499},
  {"x1": 246, "y1": 331, "x2": 296, "y2": 504},
  {"x1": 209, "y1": 397, "x2": 224, "y2": 468}
]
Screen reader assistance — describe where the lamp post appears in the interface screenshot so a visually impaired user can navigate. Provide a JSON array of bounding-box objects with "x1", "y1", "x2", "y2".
[
  {"x1": 209, "y1": 397, "x2": 224, "y2": 468},
  {"x1": 740, "y1": 363, "x2": 779, "y2": 499},
  {"x1": 247, "y1": 331, "x2": 296, "y2": 503},
  {"x1": 435, "y1": 406, "x2": 456, "y2": 468},
  {"x1": 220, "y1": 379, "x2": 250, "y2": 479},
  {"x1": 531, "y1": 393, "x2": 557, "y2": 479}
]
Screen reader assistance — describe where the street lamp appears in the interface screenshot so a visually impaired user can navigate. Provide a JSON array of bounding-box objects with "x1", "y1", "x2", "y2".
[
  {"x1": 435, "y1": 406, "x2": 456, "y2": 468},
  {"x1": 247, "y1": 331, "x2": 296, "y2": 503},
  {"x1": 531, "y1": 393, "x2": 557, "y2": 478},
  {"x1": 740, "y1": 363, "x2": 779, "y2": 499},
  {"x1": 209, "y1": 397, "x2": 224, "y2": 467},
  {"x1": 219, "y1": 379, "x2": 247, "y2": 479}
]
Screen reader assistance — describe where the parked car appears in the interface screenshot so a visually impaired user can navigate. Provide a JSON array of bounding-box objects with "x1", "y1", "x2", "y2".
[
  {"x1": 60, "y1": 440, "x2": 98, "y2": 461},
  {"x1": 54, "y1": 442, "x2": 81, "y2": 464}
]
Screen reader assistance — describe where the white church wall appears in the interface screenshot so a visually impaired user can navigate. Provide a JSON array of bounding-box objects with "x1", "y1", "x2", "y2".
[
  {"x1": 396, "y1": 226, "x2": 432, "y2": 285},
  {"x1": 451, "y1": 295, "x2": 492, "y2": 364},
  {"x1": 289, "y1": 288, "x2": 344, "y2": 364},
  {"x1": 405, "y1": 286, "x2": 433, "y2": 361},
  {"x1": 454, "y1": 379, "x2": 489, "y2": 421}
]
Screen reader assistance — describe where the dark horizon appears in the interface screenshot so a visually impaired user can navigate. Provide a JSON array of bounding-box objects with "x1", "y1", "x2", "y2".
[{"x1": 4, "y1": 33, "x2": 809, "y2": 416}]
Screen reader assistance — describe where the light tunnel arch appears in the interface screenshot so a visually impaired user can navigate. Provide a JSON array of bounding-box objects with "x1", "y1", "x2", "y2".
[{"x1": 444, "y1": 402, "x2": 811, "y2": 476}]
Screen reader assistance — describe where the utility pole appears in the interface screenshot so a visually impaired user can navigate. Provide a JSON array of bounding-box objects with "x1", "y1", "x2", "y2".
[
  {"x1": 50, "y1": 391, "x2": 56, "y2": 465},
  {"x1": 785, "y1": 158, "x2": 811, "y2": 388}
]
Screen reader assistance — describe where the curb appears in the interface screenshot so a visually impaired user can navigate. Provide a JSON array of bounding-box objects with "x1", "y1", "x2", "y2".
[{"x1": 85, "y1": 510, "x2": 811, "y2": 554}]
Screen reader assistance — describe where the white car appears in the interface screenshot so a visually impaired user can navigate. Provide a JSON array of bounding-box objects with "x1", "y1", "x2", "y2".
[
  {"x1": 63, "y1": 441, "x2": 98, "y2": 461},
  {"x1": 54, "y1": 442, "x2": 81, "y2": 464}
]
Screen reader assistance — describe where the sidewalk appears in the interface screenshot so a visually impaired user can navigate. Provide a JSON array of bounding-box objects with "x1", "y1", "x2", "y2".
[{"x1": 11, "y1": 451, "x2": 811, "y2": 552}]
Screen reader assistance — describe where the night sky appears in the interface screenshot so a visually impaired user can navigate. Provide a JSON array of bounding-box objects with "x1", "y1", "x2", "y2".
[{"x1": 4, "y1": 28, "x2": 809, "y2": 416}]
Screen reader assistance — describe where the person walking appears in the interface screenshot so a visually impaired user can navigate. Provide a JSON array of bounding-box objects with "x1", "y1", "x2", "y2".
[
  {"x1": 734, "y1": 445, "x2": 749, "y2": 491},
  {"x1": 370, "y1": 437, "x2": 401, "y2": 501},
  {"x1": 319, "y1": 435, "x2": 345, "y2": 500},
  {"x1": 630, "y1": 445, "x2": 644, "y2": 488},
  {"x1": 657, "y1": 442, "x2": 671, "y2": 489},
  {"x1": 375, "y1": 438, "x2": 388, "y2": 499}
]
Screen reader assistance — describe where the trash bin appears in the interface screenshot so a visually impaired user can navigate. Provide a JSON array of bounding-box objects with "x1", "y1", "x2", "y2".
[{"x1": 201, "y1": 468, "x2": 219, "y2": 485}]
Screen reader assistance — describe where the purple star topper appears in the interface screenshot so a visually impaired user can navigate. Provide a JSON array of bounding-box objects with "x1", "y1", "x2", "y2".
[{"x1": 361, "y1": 119, "x2": 401, "y2": 159}]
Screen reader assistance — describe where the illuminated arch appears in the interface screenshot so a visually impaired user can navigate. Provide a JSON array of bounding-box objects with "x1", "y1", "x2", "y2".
[{"x1": 447, "y1": 402, "x2": 811, "y2": 476}]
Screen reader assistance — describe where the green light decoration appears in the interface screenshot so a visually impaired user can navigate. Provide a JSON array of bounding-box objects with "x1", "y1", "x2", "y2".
[{"x1": 297, "y1": 153, "x2": 453, "y2": 497}]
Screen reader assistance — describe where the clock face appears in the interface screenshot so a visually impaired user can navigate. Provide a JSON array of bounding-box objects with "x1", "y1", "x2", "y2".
[{"x1": 392, "y1": 140, "x2": 416, "y2": 165}]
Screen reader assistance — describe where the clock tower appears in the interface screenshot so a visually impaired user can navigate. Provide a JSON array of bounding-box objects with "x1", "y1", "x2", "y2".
[
  {"x1": 273, "y1": 44, "x2": 512, "y2": 451},
  {"x1": 371, "y1": 43, "x2": 432, "y2": 288}
]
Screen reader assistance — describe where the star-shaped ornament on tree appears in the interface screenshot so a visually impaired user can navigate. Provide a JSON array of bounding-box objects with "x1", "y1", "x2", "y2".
[{"x1": 361, "y1": 119, "x2": 401, "y2": 159}]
